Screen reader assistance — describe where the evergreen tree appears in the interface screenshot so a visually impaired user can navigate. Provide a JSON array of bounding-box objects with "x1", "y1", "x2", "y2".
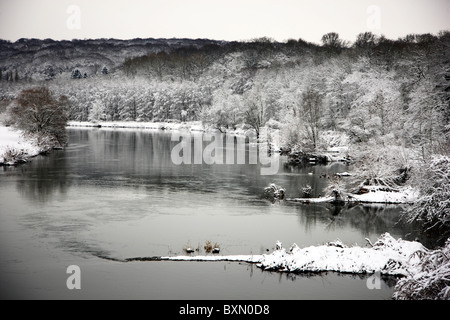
[{"x1": 71, "y1": 69, "x2": 82, "y2": 79}]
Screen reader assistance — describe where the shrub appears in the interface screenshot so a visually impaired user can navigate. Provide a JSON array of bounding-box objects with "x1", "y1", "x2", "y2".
[
  {"x1": 393, "y1": 238, "x2": 450, "y2": 300},
  {"x1": 11, "y1": 87, "x2": 69, "y2": 146}
]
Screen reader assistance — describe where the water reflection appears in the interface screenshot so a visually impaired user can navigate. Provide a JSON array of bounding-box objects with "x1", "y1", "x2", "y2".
[
  {"x1": 2, "y1": 128, "x2": 427, "y2": 258},
  {"x1": 1, "y1": 128, "x2": 431, "y2": 299},
  {"x1": 65, "y1": 129, "x2": 353, "y2": 200},
  {"x1": 263, "y1": 269, "x2": 398, "y2": 289},
  {"x1": 8, "y1": 151, "x2": 70, "y2": 203},
  {"x1": 292, "y1": 202, "x2": 419, "y2": 240}
]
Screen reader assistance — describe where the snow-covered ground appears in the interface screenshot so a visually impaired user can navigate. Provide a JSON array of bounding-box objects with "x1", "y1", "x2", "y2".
[
  {"x1": 288, "y1": 186, "x2": 418, "y2": 204},
  {"x1": 158, "y1": 233, "x2": 425, "y2": 277},
  {"x1": 348, "y1": 186, "x2": 418, "y2": 204},
  {"x1": 257, "y1": 234, "x2": 424, "y2": 276},
  {"x1": 0, "y1": 125, "x2": 41, "y2": 165},
  {"x1": 287, "y1": 196, "x2": 335, "y2": 203}
]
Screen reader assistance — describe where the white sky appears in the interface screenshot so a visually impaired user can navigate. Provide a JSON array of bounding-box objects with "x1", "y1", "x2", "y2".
[{"x1": 0, "y1": 0, "x2": 449, "y2": 43}]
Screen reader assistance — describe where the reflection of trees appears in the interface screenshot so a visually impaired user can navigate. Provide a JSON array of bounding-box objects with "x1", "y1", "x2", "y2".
[
  {"x1": 336, "y1": 205, "x2": 403, "y2": 235},
  {"x1": 15, "y1": 149, "x2": 69, "y2": 202},
  {"x1": 294, "y1": 202, "x2": 417, "y2": 238},
  {"x1": 344, "y1": 205, "x2": 402, "y2": 232},
  {"x1": 293, "y1": 203, "x2": 330, "y2": 233}
]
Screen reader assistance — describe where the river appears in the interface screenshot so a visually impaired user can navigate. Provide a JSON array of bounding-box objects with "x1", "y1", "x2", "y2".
[{"x1": 0, "y1": 128, "x2": 421, "y2": 299}]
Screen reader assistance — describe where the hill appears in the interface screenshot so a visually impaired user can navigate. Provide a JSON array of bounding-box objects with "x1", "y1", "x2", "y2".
[{"x1": 0, "y1": 37, "x2": 223, "y2": 81}]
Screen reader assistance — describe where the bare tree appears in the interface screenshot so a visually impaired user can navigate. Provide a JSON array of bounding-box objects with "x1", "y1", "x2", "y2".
[
  {"x1": 354, "y1": 32, "x2": 377, "y2": 49},
  {"x1": 245, "y1": 100, "x2": 263, "y2": 140},
  {"x1": 300, "y1": 87, "x2": 323, "y2": 150},
  {"x1": 321, "y1": 32, "x2": 346, "y2": 53},
  {"x1": 12, "y1": 87, "x2": 69, "y2": 145},
  {"x1": 244, "y1": 89, "x2": 266, "y2": 140}
]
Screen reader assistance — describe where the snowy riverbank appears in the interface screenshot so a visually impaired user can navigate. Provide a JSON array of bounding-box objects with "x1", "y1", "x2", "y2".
[
  {"x1": 67, "y1": 120, "x2": 274, "y2": 137},
  {"x1": 67, "y1": 120, "x2": 207, "y2": 132},
  {"x1": 0, "y1": 125, "x2": 41, "y2": 165},
  {"x1": 153, "y1": 233, "x2": 424, "y2": 277},
  {"x1": 287, "y1": 185, "x2": 419, "y2": 204}
]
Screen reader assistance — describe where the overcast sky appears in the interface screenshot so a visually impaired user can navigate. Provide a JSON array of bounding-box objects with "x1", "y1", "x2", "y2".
[{"x1": 0, "y1": 0, "x2": 449, "y2": 44}]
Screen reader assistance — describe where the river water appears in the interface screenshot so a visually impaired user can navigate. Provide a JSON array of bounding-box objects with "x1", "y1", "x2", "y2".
[{"x1": 0, "y1": 128, "x2": 421, "y2": 299}]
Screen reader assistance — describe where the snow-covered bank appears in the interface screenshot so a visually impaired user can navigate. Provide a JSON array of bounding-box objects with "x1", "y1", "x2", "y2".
[
  {"x1": 348, "y1": 186, "x2": 418, "y2": 204},
  {"x1": 0, "y1": 125, "x2": 41, "y2": 165},
  {"x1": 287, "y1": 186, "x2": 418, "y2": 204},
  {"x1": 67, "y1": 120, "x2": 205, "y2": 132},
  {"x1": 286, "y1": 197, "x2": 335, "y2": 204},
  {"x1": 67, "y1": 121, "x2": 278, "y2": 139},
  {"x1": 283, "y1": 131, "x2": 351, "y2": 165},
  {"x1": 154, "y1": 233, "x2": 425, "y2": 277},
  {"x1": 159, "y1": 255, "x2": 263, "y2": 263},
  {"x1": 258, "y1": 234, "x2": 424, "y2": 276}
]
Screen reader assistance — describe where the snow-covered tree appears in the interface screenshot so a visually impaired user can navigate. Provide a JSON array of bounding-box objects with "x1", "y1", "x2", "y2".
[
  {"x1": 88, "y1": 99, "x2": 106, "y2": 122},
  {"x1": 342, "y1": 57, "x2": 403, "y2": 143},
  {"x1": 201, "y1": 88, "x2": 243, "y2": 130},
  {"x1": 394, "y1": 237, "x2": 450, "y2": 300},
  {"x1": 405, "y1": 78, "x2": 447, "y2": 160},
  {"x1": 404, "y1": 155, "x2": 450, "y2": 237},
  {"x1": 299, "y1": 87, "x2": 324, "y2": 151},
  {"x1": 71, "y1": 69, "x2": 82, "y2": 79},
  {"x1": 243, "y1": 86, "x2": 266, "y2": 139},
  {"x1": 11, "y1": 86, "x2": 69, "y2": 145}
]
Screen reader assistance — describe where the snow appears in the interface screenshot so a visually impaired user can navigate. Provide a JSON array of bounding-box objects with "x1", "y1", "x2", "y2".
[
  {"x1": 335, "y1": 171, "x2": 352, "y2": 176},
  {"x1": 160, "y1": 255, "x2": 263, "y2": 263},
  {"x1": 348, "y1": 186, "x2": 418, "y2": 204},
  {"x1": 287, "y1": 197, "x2": 335, "y2": 203},
  {"x1": 0, "y1": 125, "x2": 41, "y2": 165},
  {"x1": 158, "y1": 233, "x2": 425, "y2": 277},
  {"x1": 67, "y1": 120, "x2": 205, "y2": 132},
  {"x1": 393, "y1": 238, "x2": 450, "y2": 300},
  {"x1": 258, "y1": 233, "x2": 424, "y2": 276},
  {"x1": 287, "y1": 186, "x2": 418, "y2": 204}
]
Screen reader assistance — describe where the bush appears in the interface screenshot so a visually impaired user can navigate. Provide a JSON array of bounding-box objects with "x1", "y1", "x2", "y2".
[
  {"x1": 393, "y1": 238, "x2": 450, "y2": 300},
  {"x1": 0, "y1": 146, "x2": 27, "y2": 163},
  {"x1": 11, "y1": 87, "x2": 69, "y2": 146}
]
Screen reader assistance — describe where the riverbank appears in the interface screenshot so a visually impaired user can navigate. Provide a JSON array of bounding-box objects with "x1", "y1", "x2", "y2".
[
  {"x1": 67, "y1": 120, "x2": 206, "y2": 132},
  {"x1": 0, "y1": 124, "x2": 65, "y2": 166},
  {"x1": 67, "y1": 120, "x2": 267, "y2": 137},
  {"x1": 287, "y1": 186, "x2": 419, "y2": 205},
  {"x1": 125, "y1": 233, "x2": 424, "y2": 278},
  {"x1": 0, "y1": 125, "x2": 41, "y2": 165}
]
